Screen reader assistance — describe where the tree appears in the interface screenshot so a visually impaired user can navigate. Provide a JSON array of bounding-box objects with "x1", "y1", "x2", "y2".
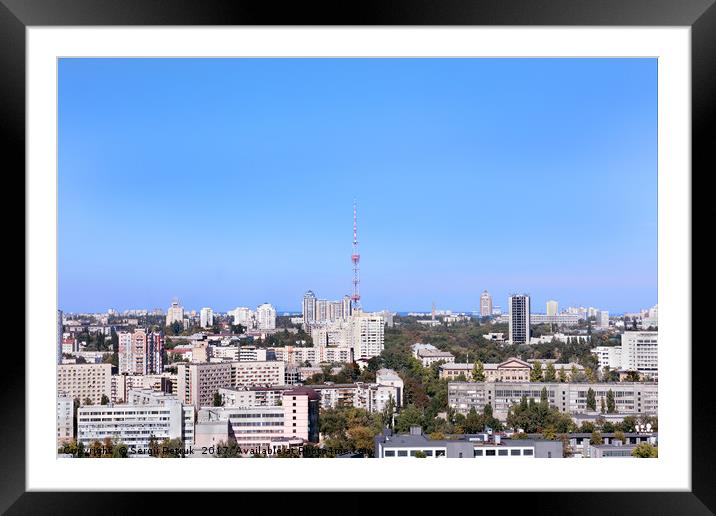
[
  {"x1": 600, "y1": 397, "x2": 606, "y2": 414},
  {"x1": 414, "y1": 450, "x2": 427, "y2": 458},
  {"x1": 83, "y1": 397, "x2": 94, "y2": 406},
  {"x1": 558, "y1": 367, "x2": 568, "y2": 383},
  {"x1": 544, "y1": 362, "x2": 557, "y2": 382},
  {"x1": 472, "y1": 360, "x2": 485, "y2": 382},
  {"x1": 100, "y1": 394, "x2": 109, "y2": 405},
  {"x1": 631, "y1": 443, "x2": 658, "y2": 458},
  {"x1": 606, "y1": 389, "x2": 616, "y2": 413},
  {"x1": 590, "y1": 430, "x2": 603, "y2": 446},
  {"x1": 381, "y1": 395, "x2": 396, "y2": 430},
  {"x1": 613, "y1": 431, "x2": 626, "y2": 444},
  {"x1": 619, "y1": 415, "x2": 637, "y2": 433},
  {"x1": 570, "y1": 365, "x2": 579, "y2": 382},
  {"x1": 347, "y1": 426, "x2": 375, "y2": 456},
  {"x1": 560, "y1": 433, "x2": 573, "y2": 457},
  {"x1": 213, "y1": 391, "x2": 223, "y2": 407},
  {"x1": 394, "y1": 405, "x2": 423, "y2": 434},
  {"x1": 623, "y1": 371, "x2": 641, "y2": 382},
  {"x1": 464, "y1": 408, "x2": 483, "y2": 433},
  {"x1": 530, "y1": 360, "x2": 543, "y2": 382},
  {"x1": 586, "y1": 388, "x2": 596, "y2": 411}
]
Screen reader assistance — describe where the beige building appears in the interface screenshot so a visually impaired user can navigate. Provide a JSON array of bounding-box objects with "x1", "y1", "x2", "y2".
[
  {"x1": 57, "y1": 363, "x2": 112, "y2": 405},
  {"x1": 56, "y1": 395, "x2": 74, "y2": 446},
  {"x1": 439, "y1": 357, "x2": 532, "y2": 382}
]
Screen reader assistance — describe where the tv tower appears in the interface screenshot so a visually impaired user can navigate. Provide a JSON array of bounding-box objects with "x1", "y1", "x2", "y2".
[{"x1": 351, "y1": 201, "x2": 361, "y2": 312}]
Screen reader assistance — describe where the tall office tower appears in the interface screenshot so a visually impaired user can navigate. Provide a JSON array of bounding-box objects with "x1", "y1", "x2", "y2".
[
  {"x1": 256, "y1": 303, "x2": 277, "y2": 330},
  {"x1": 479, "y1": 291, "x2": 493, "y2": 317},
  {"x1": 147, "y1": 331, "x2": 164, "y2": 374},
  {"x1": 57, "y1": 309, "x2": 63, "y2": 365},
  {"x1": 597, "y1": 310, "x2": 610, "y2": 328},
  {"x1": 166, "y1": 299, "x2": 184, "y2": 326},
  {"x1": 546, "y1": 300, "x2": 559, "y2": 317},
  {"x1": 508, "y1": 294, "x2": 531, "y2": 344},
  {"x1": 200, "y1": 307, "x2": 214, "y2": 328},
  {"x1": 351, "y1": 312, "x2": 385, "y2": 360},
  {"x1": 302, "y1": 291, "x2": 317, "y2": 326}
]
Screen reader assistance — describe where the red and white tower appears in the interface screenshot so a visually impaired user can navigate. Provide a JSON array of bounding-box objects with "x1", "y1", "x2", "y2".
[{"x1": 351, "y1": 201, "x2": 361, "y2": 311}]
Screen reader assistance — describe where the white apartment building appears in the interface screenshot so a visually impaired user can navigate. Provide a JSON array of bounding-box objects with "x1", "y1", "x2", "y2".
[
  {"x1": 256, "y1": 303, "x2": 277, "y2": 330},
  {"x1": 302, "y1": 290, "x2": 352, "y2": 329},
  {"x1": 508, "y1": 295, "x2": 530, "y2": 344},
  {"x1": 597, "y1": 310, "x2": 610, "y2": 329},
  {"x1": 621, "y1": 331, "x2": 658, "y2": 380},
  {"x1": 56, "y1": 395, "x2": 74, "y2": 446},
  {"x1": 592, "y1": 346, "x2": 623, "y2": 370},
  {"x1": 166, "y1": 300, "x2": 184, "y2": 326},
  {"x1": 529, "y1": 314, "x2": 580, "y2": 326},
  {"x1": 57, "y1": 363, "x2": 112, "y2": 405},
  {"x1": 111, "y1": 373, "x2": 176, "y2": 403},
  {"x1": 200, "y1": 307, "x2": 214, "y2": 328},
  {"x1": 351, "y1": 311, "x2": 385, "y2": 359},
  {"x1": 311, "y1": 321, "x2": 351, "y2": 347},
  {"x1": 230, "y1": 307, "x2": 255, "y2": 328},
  {"x1": 376, "y1": 369, "x2": 404, "y2": 407},
  {"x1": 77, "y1": 395, "x2": 194, "y2": 450}
]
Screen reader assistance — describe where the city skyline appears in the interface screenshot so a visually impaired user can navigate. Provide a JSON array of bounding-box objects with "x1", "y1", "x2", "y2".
[{"x1": 59, "y1": 58, "x2": 657, "y2": 313}]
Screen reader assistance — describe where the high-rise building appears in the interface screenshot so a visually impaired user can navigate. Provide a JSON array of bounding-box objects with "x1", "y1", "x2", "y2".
[
  {"x1": 546, "y1": 300, "x2": 558, "y2": 317},
  {"x1": 351, "y1": 311, "x2": 385, "y2": 359},
  {"x1": 57, "y1": 309, "x2": 63, "y2": 365},
  {"x1": 147, "y1": 331, "x2": 165, "y2": 374},
  {"x1": 597, "y1": 310, "x2": 609, "y2": 328},
  {"x1": 118, "y1": 329, "x2": 148, "y2": 375},
  {"x1": 256, "y1": 303, "x2": 276, "y2": 330},
  {"x1": 479, "y1": 291, "x2": 493, "y2": 318},
  {"x1": 231, "y1": 307, "x2": 254, "y2": 329},
  {"x1": 200, "y1": 307, "x2": 214, "y2": 328},
  {"x1": 166, "y1": 299, "x2": 184, "y2": 327},
  {"x1": 57, "y1": 363, "x2": 112, "y2": 405},
  {"x1": 302, "y1": 291, "x2": 352, "y2": 329},
  {"x1": 508, "y1": 294, "x2": 530, "y2": 344},
  {"x1": 621, "y1": 331, "x2": 658, "y2": 380}
]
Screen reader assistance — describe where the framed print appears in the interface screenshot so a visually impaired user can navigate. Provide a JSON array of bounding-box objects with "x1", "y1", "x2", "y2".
[{"x1": 4, "y1": 0, "x2": 713, "y2": 513}]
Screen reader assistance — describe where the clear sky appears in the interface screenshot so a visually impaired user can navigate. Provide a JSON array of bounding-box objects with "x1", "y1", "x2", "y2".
[{"x1": 59, "y1": 58, "x2": 657, "y2": 314}]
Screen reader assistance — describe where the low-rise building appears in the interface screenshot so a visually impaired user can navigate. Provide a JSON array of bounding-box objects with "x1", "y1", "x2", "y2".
[
  {"x1": 448, "y1": 381, "x2": 658, "y2": 421},
  {"x1": 374, "y1": 426, "x2": 563, "y2": 458}
]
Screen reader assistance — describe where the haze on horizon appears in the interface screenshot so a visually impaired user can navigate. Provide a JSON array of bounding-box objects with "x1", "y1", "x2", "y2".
[{"x1": 58, "y1": 58, "x2": 657, "y2": 315}]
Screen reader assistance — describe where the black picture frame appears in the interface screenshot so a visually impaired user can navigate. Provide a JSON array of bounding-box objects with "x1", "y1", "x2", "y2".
[{"x1": 3, "y1": 0, "x2": 711, "y2": 513}]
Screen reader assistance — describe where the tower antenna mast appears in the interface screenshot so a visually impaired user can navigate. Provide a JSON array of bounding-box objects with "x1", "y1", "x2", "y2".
[{"x1": 351, "y1": 201, "x2": 361, "y2": 311}]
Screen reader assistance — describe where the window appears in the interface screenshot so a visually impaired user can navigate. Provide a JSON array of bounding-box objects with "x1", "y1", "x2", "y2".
[
  {"x1": 385, "y1": 450, "x2": 395, "y2": 457},
  {"x1": 510, "y1": 449, "x2": 520, "y2": 456},
  {"x1": 425, "y1": 450, "x2": 433, "y2": 456},
  {"x1": 474, "y1": 449, "x2": 483, "y2": 456},
  {"x1": 523, "y1": 449, "x2": 533, "y2": 456},
  {"x1": 498, "y1": 449, "x2": 508, "y2": 456},
  {"x1": 397, "y1": 450, "x2": 408, "y2": 457},
  {"x1": 486, "y1": 449, "x2": 496, "y2": 456},
  {"x1": 410, "y1": 450, "x2": 417, "y2": 457}
]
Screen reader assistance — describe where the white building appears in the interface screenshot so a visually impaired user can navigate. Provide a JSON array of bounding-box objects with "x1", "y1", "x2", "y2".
[
  {"x1": 256, "y1": 303, "x2": 277, "y2": 330},
  {"x1": 351, "y1": 311, "x2": 385, "y2": 359},
  {"x1": 57, "y1": 363, "x2": 112, "y2": 405},
  {"x1": 597, "y1": 310, "x2": 610, "y2": 329},
  {"x1": 231, "y1": 307, "x2": 255, "y2": 329},
  {"x1": 77, "y1": 394, "x2": 194, "y2": 450},
  {"x1": 546, "y1": 300, "x2": 558, "y2": 317},
  {"x1": 376, "y1": 369, "x2": 404, "y2": 407},
  {"x1": 480, "y1": 291, "x2": 493, "y2": 318},
  {"x1": 621, "y1": 331, "x2": 658, "y2": 380},
  {"x1": 56, "y1": 395, "x2": 74, "y2": 446},
  {"x1": 508, "y1": 294, "x2": 530, "y2": 344},
  {"x1": 200, "y1": 307, "x2": 214, "y2": 328},
  {"x1": 592, "y1": 346, "x2": 623, "y2": 370},
  {"x1": 166, "y1": 299, "x2": 184, "y2": 326}
]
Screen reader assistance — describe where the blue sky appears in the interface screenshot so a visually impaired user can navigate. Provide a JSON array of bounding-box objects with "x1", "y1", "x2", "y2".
[{"x1": 58, "y1": 58, "x2": 657, "y2": 314}]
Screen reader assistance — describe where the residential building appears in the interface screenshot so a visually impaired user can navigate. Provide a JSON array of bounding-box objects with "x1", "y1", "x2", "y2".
[
  {"x1": 177, "y1": 362, "x2": 234, "y2": 409},
  {"x1": 256, "y1": 303, "x2": 277, "y2": 330},
  {"x1": 480, "y1": 291, "x2": 493, "y2": 318},
  {"x1": 592, "y1": 346, "x2": 623, "y2": 370},
  {"x1": 200, "y1": 307, "x2": 214, "y2": 328},
  {"x1": 376, "y1": 369, "x2": 404, "y2": 407},
  {"x1": 351, "y1": 311, "x2": 385, "y2": 359},
  {"x1": 546, "y1": 300, "x2": 559, "y2": 317},
  {"x1": 508, "y1": 294, "x2": 530, "y2": 344},
  {"x1": 413, "y1": 347, "x2": 455, "y2": 368},
  {"x1": 166, "y1": 299, "x2": 184, "y2": 326},
  {"x1": 195, "y1": 387, "x2": 319, "y2": 451},
  {"x1": 57, "y1": 363, "x2": 112, "y2": 405},
  {"x1": 231, "y1": 307, "x2": 254, "y2": 329},
  {"x1": 529, "y1": 314, "x2": 580, "y2": 326},
  {"x1": 448, "y1": 381, "x2": 658, "y2": 421},
  {"x1": 597, "y1": 310, "x2": 609, "y2": 329},
  {"x1": 302, "y1": 290, "x2": 353, "y2": 329},
  {"x1": 56, "y1": 395, "x2": 74, "y2": 446}
]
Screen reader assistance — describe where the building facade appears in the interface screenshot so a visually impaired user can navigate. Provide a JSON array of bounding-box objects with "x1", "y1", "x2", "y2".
[
  {"x1": 57, "y1": 363, "x2": 112, "y2": 405},
  {"x1": 508, "y1": 295, "x2": 530, "y2": 344},
  {"x1": 480, "y1": 291, "x2": 493, "y2": 318}
]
